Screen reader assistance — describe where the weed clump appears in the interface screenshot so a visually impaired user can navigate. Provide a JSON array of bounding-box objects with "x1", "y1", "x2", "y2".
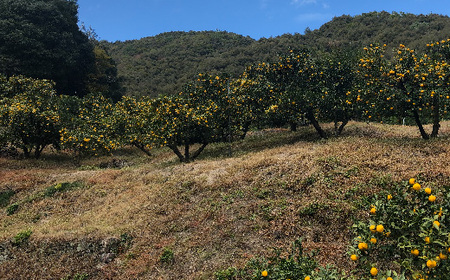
[
  {"x1": 160, "y1": 247, "x2": 175, "y2": 265},
  {"x1": 6, "y1": 203, "x2": 19, "y2": 216},
  {"x1": 44, "y1": 181, "x2": 84, "y2": 197},
  {"x1": 12, "y1": 229, "x2": 32, "y2": 246}
]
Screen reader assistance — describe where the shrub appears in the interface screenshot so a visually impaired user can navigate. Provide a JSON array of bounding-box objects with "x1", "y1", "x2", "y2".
[
  {"x1": 215, "y1": 239, "x2": 337, "y2": 280},
  {"x1": 350, "y1": 178, "x2": 450, "y2": 279},
  {"x1": 60, "y1": 93, "x2": 119, "y2": 156},
  {"x1": 0, "y1": 76, "x2": 61, "y2": 158}
]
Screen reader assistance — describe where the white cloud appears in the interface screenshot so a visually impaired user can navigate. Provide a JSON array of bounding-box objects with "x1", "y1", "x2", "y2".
[
  {"x1": 294, "y1": 12, "x2": 332, "y2": 22},
  {"x1": 291, "y1": 0, "x2": 317, "y2": 5}
]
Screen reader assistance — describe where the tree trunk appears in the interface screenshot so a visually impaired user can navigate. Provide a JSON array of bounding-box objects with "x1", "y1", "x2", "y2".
[
  {"x1": 184, "y1": 144, "x2": 190, "y2": 163},
  {"x1": 335, "y1": 119, "x2": 349, "y2": 136},
  {"x1": 168, "y1": 143, "x2": 208, "y2": 163},
  {"x1": 240, "y1": 121, "x2": 251, "y2": 140},
  {"x1": 22, "y1": 146, "x2": 30, "y2": 158},
  {"x1": 431, "y1": 95, "x2": 440, "y2": 138},
  {"x1": 132, "y1": 141, "x2": 152, "y2": 157},
  {"x1": 306, "y1": 110, "x2": 327, "y2": 139},
  {"x1": 168, "y1": 144, "x2": 186, "y2": 162},
  {"x1": 191, "y1": 143, "x2": 208, "y2": 161},
  {"x1": 34, "y1": 144, "x2": 45, "y2": 159},
  {"x1": 412, "y1": 109, "x2": 430, "y2": 140},
  {"x1": 289, "y1": 121, "x2": 297, "y2": 132}
]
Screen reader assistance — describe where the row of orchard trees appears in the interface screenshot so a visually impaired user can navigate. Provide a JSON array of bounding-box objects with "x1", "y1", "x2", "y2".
[
  {"x1": 1, "y1": 39, "x2": 450, "y2": 161},
  {"x1": 0, "y1": 74, "x2": 242, "y2": 161}
]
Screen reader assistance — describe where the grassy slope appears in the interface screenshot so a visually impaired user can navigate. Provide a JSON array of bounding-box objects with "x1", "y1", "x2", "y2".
[{"x1": 1, "y1": 121, "x2": 450, "y2": 279}]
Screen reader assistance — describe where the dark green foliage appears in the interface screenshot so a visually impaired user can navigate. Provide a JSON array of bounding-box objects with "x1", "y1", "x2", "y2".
[
  {"x1": 87, "y1": 43, "x2": 124, "y2": 102},
  {"x1": 313, "y1": 12, "x2": 450, "y2": 53},
  {"x1": 106, "y1": 31, "x2": 259, "y2": 98},
  {"x1": 0, "y1": 188, "x2": 14, "y2": 207},
  {"x1": 0, "y1": 0, "x2": 95, "y2": 96}
]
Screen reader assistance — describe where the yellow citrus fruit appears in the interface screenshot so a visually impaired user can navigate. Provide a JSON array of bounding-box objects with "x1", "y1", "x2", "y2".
[
  {"x1": 261, "y1": 270, "x2": 268, "y2": 277},
  {"x1": 370, "y1": 207, "x2": 376, "y2": 214},
  {"x1": 412, "y1": 183, "x2": 421, "y2": 191},
  {"x1": 429, "y1": 195, "x2": 436, "y2": 202},
  {"x1": 434, "y1": 221, "x2": 440, "y2": 228},
  {"x1": 370, "y1": 238, "x2": 377, "y2": 244},
  {"x1": 425, "y1": 187, "x2": 432, "y2": 194},
  {"x1": 369, "y1": 225, "x2": 376, "y2": 232},
  {"x1": 425, "y1": 236, "x2": 431, "y2": 243},
  {"x1": 376, "y1": 224, "x2": 384, "y2": 233},
  {"x1": 387, "y1": 277, "x2": 393, "y2": 280},
  {"x1": 411, "y1": 249, "x2": 420, "y2": 256},
  {"x1": 440, "y1": 252, "x2": 447, "y2": 260},
  {"x1": 370, "y1": 267, "x2": 378, "y2": 276},
  {"x1": 304, "y1": 276, "x2": 311, "y2": 280},
  {"x1": 387, "y1": 194, "x2": 392, "y2": 200},
  {"x1": 427, "y1": 259, "x2": 437, "y2": 268},
  {"x1": 358, "y1": 242, "x2": 368, "y2": 250},
  {"x1": 350, "y1": 254, "x2": 358, "y2": 261},
  {"x1": 409, "y1": 178, "x2": 416, "y2": 185}
]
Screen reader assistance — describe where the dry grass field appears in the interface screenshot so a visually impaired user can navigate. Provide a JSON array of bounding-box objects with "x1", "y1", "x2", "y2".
[{"x1": 1, "y1": 121, "x2": 450, "y2": 279}]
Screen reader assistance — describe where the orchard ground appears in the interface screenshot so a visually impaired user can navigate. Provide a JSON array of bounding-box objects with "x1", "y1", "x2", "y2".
[{"x1": 1, "y1": 121, "x2": 450, "y2": 279}]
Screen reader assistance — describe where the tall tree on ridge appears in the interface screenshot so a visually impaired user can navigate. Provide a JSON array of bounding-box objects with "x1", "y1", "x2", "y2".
[{"x1": 0, "y1": 0, "x2": 95, "y2": 96}]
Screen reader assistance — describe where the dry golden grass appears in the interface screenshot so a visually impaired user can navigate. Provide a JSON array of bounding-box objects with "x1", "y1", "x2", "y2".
[{"x1": 1, "y1": 121, "x2": 450, "y2": 279}]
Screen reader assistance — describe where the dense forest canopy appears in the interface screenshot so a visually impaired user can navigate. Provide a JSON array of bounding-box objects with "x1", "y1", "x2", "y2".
[
  {"x1": 0, "y1": 0, "x2": 122, "y2": 100},
  {"x1": 0, "y1": 0, "x2": 94, "y2": 96},
  {"x1": 105, "y1": 11, "x2": 450, "y2": 98}
]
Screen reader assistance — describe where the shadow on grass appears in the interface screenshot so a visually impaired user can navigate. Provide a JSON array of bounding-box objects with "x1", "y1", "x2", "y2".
[
  {"x1": 197, "y1": 126, "x2": 327, "y2": 161},
  {"x1": 3, "y1": 122, "x2": 450, "y2": 168}
]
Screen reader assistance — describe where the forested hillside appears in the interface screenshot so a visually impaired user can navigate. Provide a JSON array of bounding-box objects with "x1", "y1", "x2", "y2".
[{"x1": 106, "y1": 11, "x2": 450, "y2": 97}]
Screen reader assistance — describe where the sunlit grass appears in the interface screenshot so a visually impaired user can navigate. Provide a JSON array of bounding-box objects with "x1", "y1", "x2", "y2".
[{"x1": 2, "y1": 121, "x2": 450, "y2": 278}]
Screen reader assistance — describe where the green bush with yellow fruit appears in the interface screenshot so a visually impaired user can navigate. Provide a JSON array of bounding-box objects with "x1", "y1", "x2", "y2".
[{"x1": 349, "y1": 178, "x2": 450, "y2": 279}]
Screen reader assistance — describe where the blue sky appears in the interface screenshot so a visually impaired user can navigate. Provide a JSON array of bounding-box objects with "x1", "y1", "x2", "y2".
[{"x1": 77, "y1": 0, "x2": 450, "y2": 42}]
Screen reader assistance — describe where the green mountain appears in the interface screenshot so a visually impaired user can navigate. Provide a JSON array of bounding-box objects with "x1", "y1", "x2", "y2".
[{"x1": 105, "y1": 11, "x2": 450, "y2": 98}]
